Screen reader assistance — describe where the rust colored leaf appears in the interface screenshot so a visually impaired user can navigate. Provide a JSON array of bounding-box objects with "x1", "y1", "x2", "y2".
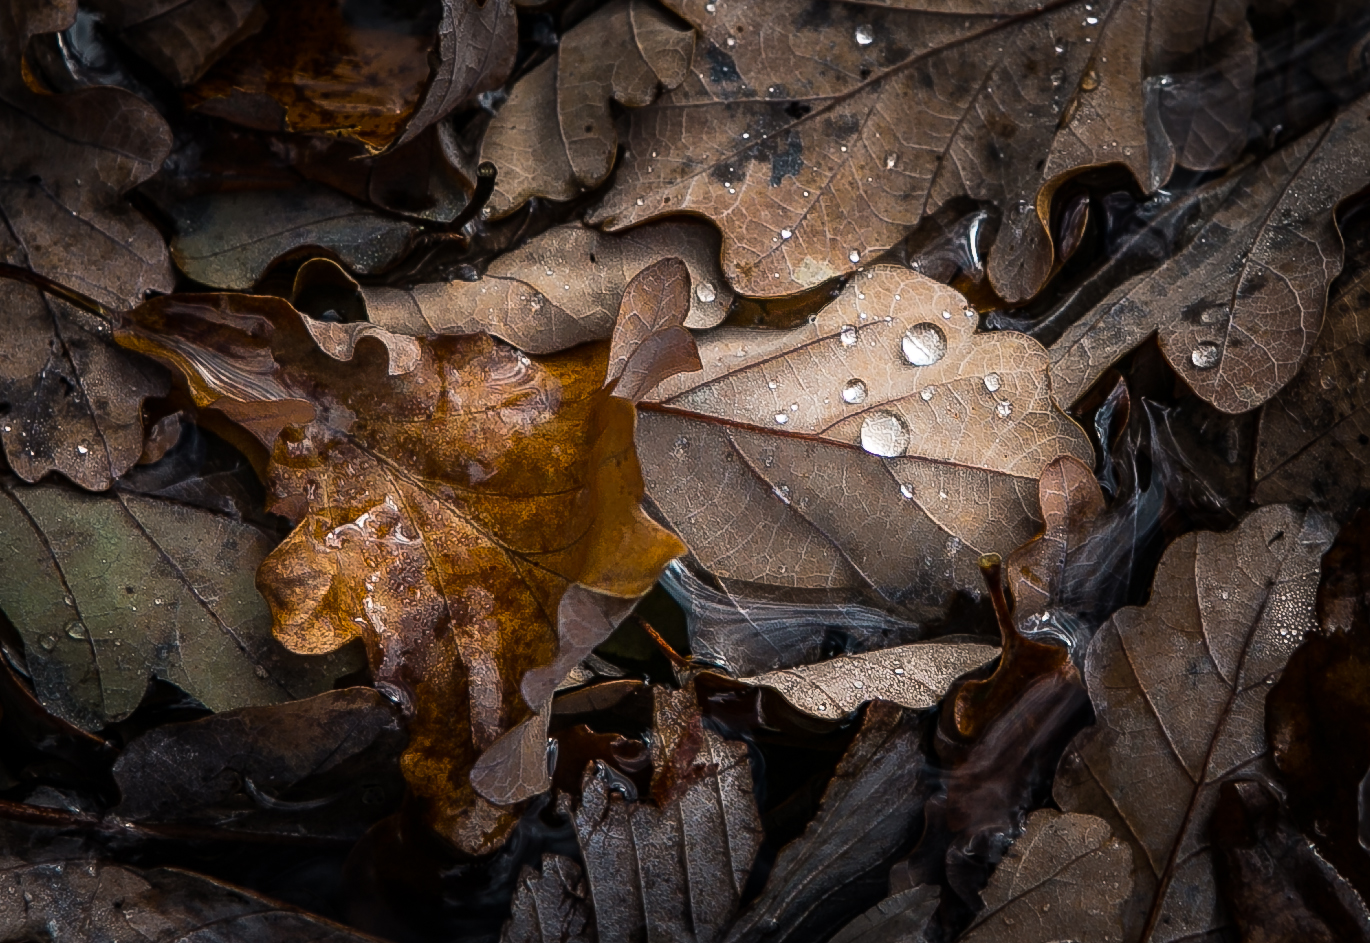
[
  {"x1": 87, "y1": 0, "x2": 267, "y2": 86},
  {"x1": 588, "y1": 0, "x2": 1254, "y2": 302},
  {"x1": 1051, "y1": 92, "x2": 1370, "y2": 415},
  {"x1": 639, "y1": 267, "x2": 1091, "y2": 613},
  {"x1": 608, "y1": 257, "x2": 702, "y2": 401},
  {"x1": 501, "y1": 854, "x2": 594, "y2": 943},
  {"x1": 564, "y1": 686, "x2": 762, "y2": 943},
  {"x1": 358, "y1": 220, "x2": 731, "y2": 354},
  {"x1": 113, "y1": 294, "x2": 684, "y2": 854},
  {"x1": 0, "y1": 0, "x2": 172, "y2": 490},
  {"x1": 955, "y1": 810, "x2": 1133, "y2": 943},
  {"x1": 1054, "y1": 504, "x2": 1334, "y2": 942},
  {"x1": 482, "y1": 0, "x2": 693, "y2": 216}
]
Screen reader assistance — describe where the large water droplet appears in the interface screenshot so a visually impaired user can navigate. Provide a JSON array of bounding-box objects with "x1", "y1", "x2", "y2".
[
  {"x1": 774, "y1": 412, "x2": 789, "y2": 425},
  {"x1": 983, "y1": 372, "x2": 1001, "y2": 393},
  {"x1": 849, "y1": 249, "x2": 861, "y2": 264},
  {"x1": 902, "y1": 323, "x2": 947, "y2": 366},
  {"x1": 842, "y1": 378, "x2": 868, "y2": 404},
  {"x1": 839, "y1": 325, "x2": 858, "y2": 347},
  {"x1": 860, "y1": 411, "x2": 910, "y2": 457},
  {"x1": 1191, "y1": 342, "x2": 1221, "y2": 369},
  {"x1": 696, "y1": 282, "x2": 717, "y2": 303},
  {"x1": 854, "y1": 24, "x2": 873, "y2": 45}
]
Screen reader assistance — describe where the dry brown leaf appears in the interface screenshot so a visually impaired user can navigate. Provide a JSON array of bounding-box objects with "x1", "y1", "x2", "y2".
[
  {"x1": 482, "y1": 0, "x2": 693, "y2": 215},
  {"x1": 114, "y1": 293, "x2": 684, "y2": 855},
  {"x1": 0, "y1": 0, "x2": 172, "y2": 490},
  {"x1": 501, "y1": 854, "x2": 595, "y2": 943},
  {"x1": 607, "y1": 256, "x2": 702, "y2": 401},
  {"x1": 1051, "y1": 92, "x2": 1370, "y2": 415},
  {"x1": 639, "y1": 267, "x2": 1091, "y2": 611},
  {"x1": 588, "y1": 0, "x2": 1256, "y2": 302},
  {"x1": 740, "y1": 640, "x2": 999, "y2": 719},
  {"x1": 955, "y1": 809, "x2": 1133, "y2": 943},
  {"x1": 565, "y1": 686, "x2": 762, "y2": 943},
  {"x1": 87, "y1": 0, "x2": 266, "y2": 86},
  {"x1": 359, "y1": 219, "x2": 731, "y2": 354},
  {"x1": 1155, "y1": 23, "x2": 1259, "y2": 173},
  {"x1": 1054, "y1": 504, "x2": 1334, "y2": 942},
  {"x1": 1254, "y1": 236, "x2": 1370, "y2": 517}
]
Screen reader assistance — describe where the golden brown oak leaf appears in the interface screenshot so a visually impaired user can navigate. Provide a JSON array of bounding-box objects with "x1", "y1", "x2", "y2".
[
  {"x1": 639, "y1": 267, "x2": 1092, "y2": 613},
  {"x1": 1051, "y1": 91, "x2": 1370, "y2": 415},
  {"x1": 1054, "y1": 504, "x2": 1334, "y2": 942},
  {"x1": 587, "y1": 0, "x2": 1254, "y2": 302},
  {"x1": 86, "y1": 0, "x2": 266, "y2": 86},
  {"x1": 357, "y1": 220, "x2": 731, "y2": 354},
  {"x1": 482, "y1": 0, "x2": 693, "y2": 215},
  {"x1": 114, "y1": 294, "x2": 685, "y2": 855},
  {"x1": 0, "y1": 0, "x2": 172, "y2": 490}
]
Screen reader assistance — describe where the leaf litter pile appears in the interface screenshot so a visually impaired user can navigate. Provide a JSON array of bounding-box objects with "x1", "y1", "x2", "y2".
[{"x1": 9, "y1": 0, "x2": 1370, "y2": 940}]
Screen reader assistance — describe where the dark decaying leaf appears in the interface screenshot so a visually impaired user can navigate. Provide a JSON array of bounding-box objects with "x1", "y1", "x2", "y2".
[
  {"x1": 1210, "y1": 777, "x2": 1370, "y2": 943},
  {"x1": 724, "y1": 700, "x2": 926, "y2": 943},
  {"x1": 0, "y1": 0, "x2": 172, "y2": 490},
  {"x1": 114, "y1": 293, "x2": 684, "y2": 855},
  {"x1": 482, "y1": 0, "x2": 693, "y2": 216},
  {"x1": 562, "y1": 686, "x2": 762, "y2": 943},
  {"x1": 501, "y1": 853, "x2": 594, "y2": 943},
  {"x1": 169, "y1": 185, "x2": 419, "y2": 290},
  {"x1": 112, "y1": 688, "x2": 405, "y2": 839},
  {"x1": 0, "y1": 855, "x2": 390, "y2": 942},
  {"x1": 640, "y1": 267, "x2": 1091, "y2": 613},
  {"x1": 828, "y1": 885, "x2": 939, "y2": 943},
  {"x1": 1054, "y1": 504, "x2": 1334, "y2": 942},
  {"x1": 589, "y1": 0, "x2": 1255, "y2": 301},
  {"x1": 1051, "y1": 91, "x2": 1370, "y2": 415},
  {"x1": 357, "y1": 219, "x2": 731, "y2": 355},
  {"x1": 87, "y1": 0, "x2": 267, "y2": 86},
  {"x1": 0, "y1": 476, "x2": 359, "y2": 732}
]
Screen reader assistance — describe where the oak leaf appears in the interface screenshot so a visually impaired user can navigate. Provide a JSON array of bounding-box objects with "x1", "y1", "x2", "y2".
[
  {"x1": 588, "y1": 0, "x2": 1255, "y2": 301},
  {"x1": 638, "y1": 267, "x2": 1092, "y2": 614},
  {"x1": 86, "y1": 0, "x2": 266, "y2": 86},
  {"x1": 1054, "y1": 504, "x2": 1334, "y2": 942},
  {"x1": 113, "y1": 293, "x2": 685, "y2": 854}
]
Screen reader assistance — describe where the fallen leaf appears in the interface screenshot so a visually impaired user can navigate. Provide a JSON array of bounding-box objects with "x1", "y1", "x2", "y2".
[
  {"x1": 357, "y1": 219, "x2": 731, "y2": 354},
  {"x1": 829, "y1": 885, "x2": 940, "y2": 943},
  {"x1": 1050, "y1": 92, "x2": 1370, "y2": 415},
  {"x1": 1210, "y1": 777, "x2": 1370, "y2": 943},
  {"x1": 740, "y1": 639, "x2": 999, "y2": 719},
  {"x1": 724, "y1": 700, "x2": 926, "y2": 943},
  {"x1": 955, "y1": 809, "x2": 1133, "y2": 943},
  {"x1": 169, "y1": 185, "x2": 419, "y2": 290},
  {"x1": 1054, "y1": 504, "x2": 1334, "y2": 942},
  {"x1": 501, "y1": 854, "x2": 594, "y2": 943},
  {"x1": 607, "y1": 257, "x2": 701, "y2": 402},
  {"x1": 113, "y1": 293, "x2": 684, "y2": 855},
  {"x1": 1155, "y1": 24, "x2": 1259, "y2": 173},
  {"x1": 639, "y1": 267, "x2": 1092, "y2": 611},
  {"x1": 482, "y1": 0, "x2": 693, "y2": 215},
  {"x1": 112, "y1": 688, "x2": 405, "y2": 839},
  {"x1": 564, "y1": 686, "x2": 762, "y2": 943},
  {"x1": 0, "y1": 0, "x2": 172, "y2": 490},
  {"x1": 87, "y1": 0, "x2": 266, "y2": 86},
  {"x1": 588, "y1": 0, "x2": 1254, "y2": 302},
  {"x1": 661, "y1": 559, "x2": 928, "y2": 676},
  {"x1": 0, "y1": 476, "x2": 358, "y2": 731},
  {"x1": 0, "y1": 856, "x2": 390, "y2": 942}
]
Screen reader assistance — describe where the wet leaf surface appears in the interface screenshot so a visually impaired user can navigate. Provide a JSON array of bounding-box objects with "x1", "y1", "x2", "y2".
[
  {"x1": 89, "y1": 0, "x2": 267, "y2": 86},
  {"x1": 500, "y1": 853, "x2": 594, "y2": 943}
]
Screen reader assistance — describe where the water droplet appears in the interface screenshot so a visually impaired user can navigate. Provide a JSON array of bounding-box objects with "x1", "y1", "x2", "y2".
[
  {"x1": 901, "y1": 323, "x2": 948, "y2": 366},
  {"x1": 885, "y1": 152, "x2": 898, "y2": 170},
  {"x1": 76, "y1": 445, "x2": 88, "y2": 455},
  {"x1": 1081, "y1": 68, "x2": 1100, "y2": 90},
  {"x1": 839, "y1": 325, "x2": 858, "y2": 347},
  {"x1": 65, "y1": 621, "x2": 86, "y2": 639},
  {"x1": 696, "y1": 282, "x2": 716, "y2": 303},
  {"x1": 1050, "y1": 68, "x2": 1065, "y2": 87},
  {"x1": 1199, "y1": 305, "x2": 1229, "y2": 325},
  {"x1": 1191, "y1": 342, "x2": 1221, "y2": 369},
  {"x1": 768, "y1": 380, "x2": 778, "y2": 390},
  {"x1": 842, "y1": 379, "x2": 868, "y2": 404},
  {"x1": 860, "y1": 411, "x2": 910, "y2": 457},
  {"x1": 900, "y1": 483, "x2": 915, "y2": 499},
  {"x1": 1322, "y1": 375, "x2": 1336, "y2": 391},
  {"x1": 705, "y1": 2, "x2": 715, "y2": 10},
  {"x1": 983, "y1": 373, "x2": 1002, "y2": 393},
  {"x1": 39, "y1": 635, "x2": 56, "y2": 651},
  {"x1": 849, "y1": 249, "x2": 861, "y2": 264},
  {"x1": 1085, "y1": 15, "x2": 1099, "y2": 24},
  {"x1": 894, "y1": 667, "x2": 905, "y2": 675},
  {"x1": 780, "y1": 229, "x2": 792, "y2": 239},
  {"x1": 854, "y1": 24, "x2": 873, "y2": 45},
  {"x1": 774, "y1": 413, "x2": 789, "y2": 425},
  {"x1": 996, "y1": 400, "x2": 1013, "y2": 418},
  {"x1": 920, "y1": 385, "x2": 936, "y2": 401}
]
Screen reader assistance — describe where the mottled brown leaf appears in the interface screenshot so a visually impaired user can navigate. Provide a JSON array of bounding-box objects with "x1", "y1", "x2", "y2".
[
  {"x1": 956, "y1": 809, "x2": 1133, "y2": 943},
  {"x1": 640, "y1": 267, "x2": 1091, "y2": 612},
  {"x1": 359, "y1": 220, "x2": 731, "y2": 354},
  {"x1": 588, "y1": 0, "x2": 1254, "y2": 302},
  {"x1": 1052, "y1": 92, "x2": 1370, "y2": 415},
  {"x1": 114, "y1": 294, "x2": 684, "y2": 854},
  {"x1": 0, "y1": 476, "x2": 358, "y2": 731},
  {"x1": 0, "y1": 0, "x2": 172, "y2": 490},
  {"x1": 88, "y1": 0, "x2": 266, "y2": 86},
  {"x1": 1054, "y1": 504, "x2": 1334, "y2": 942},
  {"x1": 483, "y1": 0, "x2": 693, "y2": 215}
]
